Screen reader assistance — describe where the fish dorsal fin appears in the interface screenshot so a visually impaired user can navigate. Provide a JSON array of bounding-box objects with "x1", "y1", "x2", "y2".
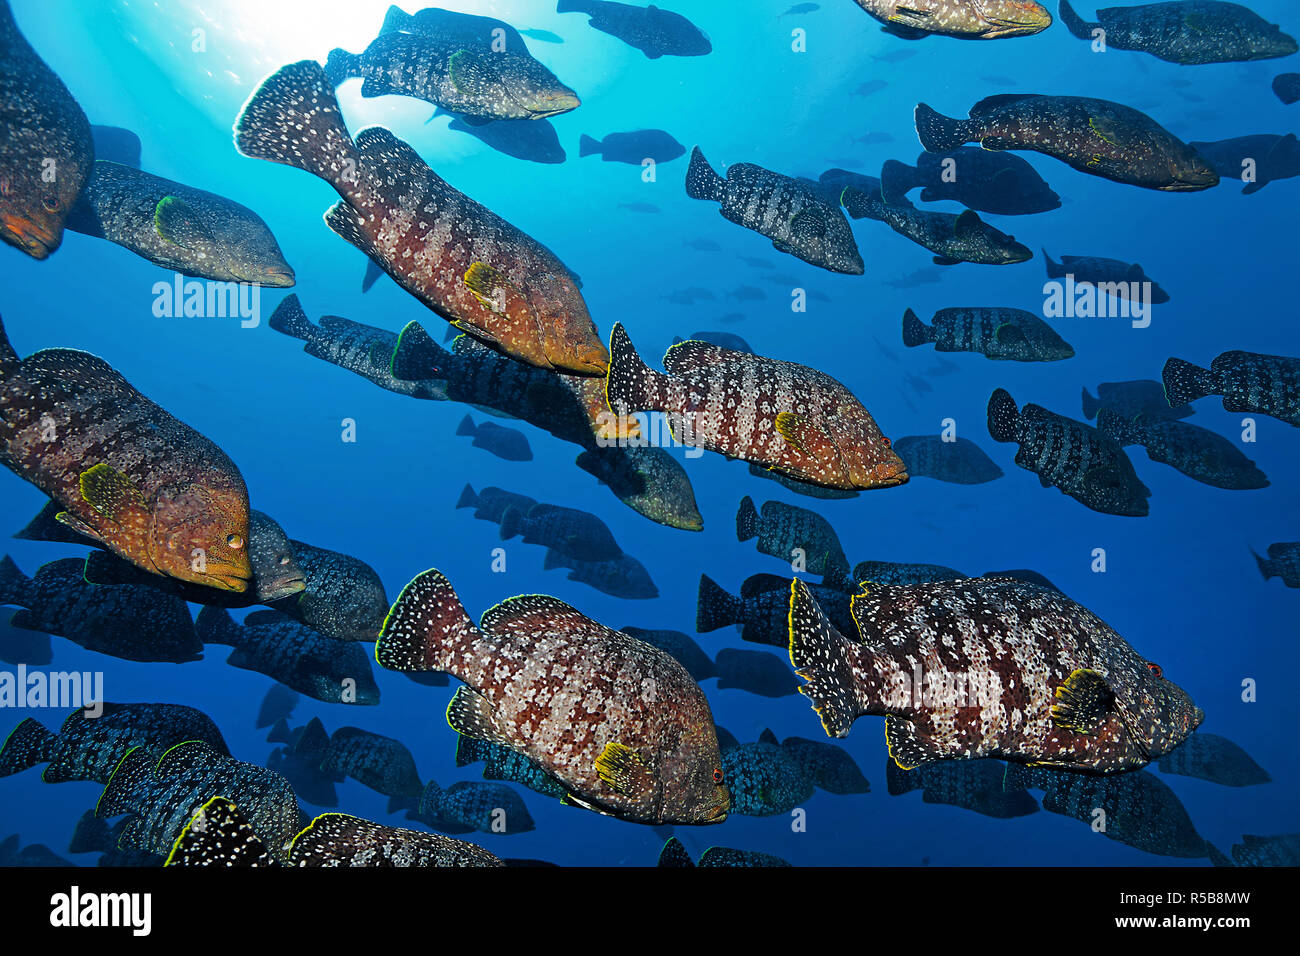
[
  {"x1": 594, "y1": 741, "x2": 654, "y2": 796},
  {"x1": 970, "y1": 94, "x2": 1037, "y2": 117},
  {"x1": 758, "y1": 728, "x2": 779, "y2": 746},
  {"x1": 1050, "y1": 669, "x2": 1116, "y2": 736},
  {"x1": 164, "y1": 795, "x2": 277, "y2": 867},
  {"x1": 77, "y1": 464, "x2": 148, "y2": 527},
  {"x1": 662, "y1": 337, "x2": 735, "y2": 375},
  {"x1": 479, "y1": 594, "x2": 612, "y2": 642},
  {"x1": 445, "y1": 686, "x2": 513, "y2": 748},
  {"x1": 154, "y1": 196, "x2": 215, "y2": 249},
  {"x1": 953, "y1": 208, "x2": 983, "y2": 238},
  {"x1": 740, "y1": 573, "x2": 791, "y2": 600}
]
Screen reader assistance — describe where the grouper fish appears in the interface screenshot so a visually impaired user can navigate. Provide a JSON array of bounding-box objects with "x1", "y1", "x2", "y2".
[
  {"x1": 685, "y1": 147, "x2": 864, "y2": 275},
  {"x1": 376, "y1": 568, "x2": 730, "y2": 825},
  {"x1": 1059, "y1": 1, "x2": 1297, "y2": 65},
  {"x1": 916, "y1": 93, "x2": 1219, "y2": 191},
  {"x1": 0, "y1": 0, "x2": 93, "y2": 259},
  {"x1": 65, "y1": 161, "x2": 295, "y2": 285},
  {"x1": 324, "y1": 32, "x2": 579, "y2": 123},
  {"x1": 842, "y1": 185, "x2": 1032, "y2": 266},
  {"x1": 164, "y1": 794, "x2": 502, "y2": 867},
  {"x1": 234, "y1": 60, "x2": 607, "y2": 375},
  {"x1": 556, "y1": 0, "x2": 712, "y2": 59},
  {"x1": 788, "y1": 576, "x2": 1203, "y2": 772},
  {"x1": 1163, "y1": 351, "x2": 1300, "y2": 427},
  {"x1": 849, "y1": 0, "x2": 1053, "y2": 39},
  {"x1": 0, "y1": 317, "x2": 253, "y2": 592},
  {"x1": 606, "y1": 322, "x2": 907, "y2": 490}
]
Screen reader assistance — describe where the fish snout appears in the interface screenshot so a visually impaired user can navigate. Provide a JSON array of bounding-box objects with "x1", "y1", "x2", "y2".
[
  {"x1": 1, "y1": 213, "x2": 60, "y2": 259},
  {"x1": 530, "y1": 91, "x2": 581, "y2": 117}
]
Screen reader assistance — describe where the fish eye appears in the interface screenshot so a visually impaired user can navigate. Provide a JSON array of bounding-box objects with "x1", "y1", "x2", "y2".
[
  {"x1": 278, "y1": 555, "x2": 290, "y2": 565},
  {"x1": 1146, "y1": 662, "x2": 1163, "y2": 678},
  {"x1": 712, "y1": 768, "x2": 724, "y2": 784},
  {"x1": 226, "y1": 533, "x2": 245, "y2": 550},
  {"x1": 880, "y1": 436, "x2": 892, "y2": 447},
  {"x1": 41, "y1": 194, "x2": 59, "y2": 211}
]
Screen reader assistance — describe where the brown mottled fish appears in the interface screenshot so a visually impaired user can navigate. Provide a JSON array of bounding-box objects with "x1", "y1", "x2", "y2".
[
  {"x1": 0, "y1": 316, "x2": 252, "y2": 591},
  {"x1": 376, "y1": 568, "x2": 730, "y2": 825},
  {"x1": 606, "y1": 322, "x2": 908, "y2": 490},
  {"x1": 234, "y1": 60, "x2": 607, "y2": 375}
]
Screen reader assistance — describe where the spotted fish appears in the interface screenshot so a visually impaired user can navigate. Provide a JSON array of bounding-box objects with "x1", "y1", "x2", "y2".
[
  {"x1": 903, "y1": 306, "x2": 1075, "y2": 362},
  {"x1": 1043, "y1": 250, "x2": 1170, "y2": 303},
  {"x1": 408, "y1": 780, "x2": 536, "y2": 835},
  {"x1": 842, "y1": 187, "x2": 1032, "y2": 266},
  {"x1": 235, "y1": 60, "x2": 607, "y2": 375},
  {"x1": 557, "y1": 0, "x2": 712, "y2": 59},
  {"x1": 891, "y1": 435, "x2": 1005, "y2": 485},
  {"x1": 720, "y1": 728, "x2": 814, "y2": 816},
  {"x1": 1253, "y1": 542, "x2": 1300, "y2": 588},
  {"x1": 788, "y1": 576, "x2": 1203, "y2": 772},
  {"x1": 270, "y1": 540, "x2": 389, "y2": 643},
  {"x1": 0, "y1": 703, "x2": 227, "y2": 784},
  {"x1": 915, "y1": 94, "x2": 1219, "y2": 191},
  {"x1": 1059, "y1": 1, "x2": 1297, "y2": 65},
  {"x1": 988, "y1": 388, "x2": 1151, "y2": 516},
  {"x1": 164, "y1": 795, "x2": 502, "y2": 867},
  {"x1": 1163, "y1": 351, "x2": 1300, "y2": 427},
  {"x1": 735, "y1": 496, "x2": 850, "y2": 581},
  {"x1": 0, "y1": 0, "x2": 93, "y2": 258},
  {"x1": 1097, "y1": 410, "x2": 1268, "y2": 490},
  {"x1": 0, "y1": 317, "x2": 253, "y2": 592},
  {"x1": 685, "y1": 147, "x2": 864, "y2": 275},
  {"x1": 657, "y1": 836, "x2": 790, "y2": 867},
  {"x1": 318, "y1": 726, "x2": 423, "y2": 800},
  {"x1": 886, "y1": 758, "x2": 1039, "y2": 818},
  {"x1": 606, "y1": 322, "x2": 907, "y2": 491},
  {"x1": 697, "y1": 572, "x2": 856, "y2": 648},
  {"x1": 376, "y1": 568, "x2": 729, "y2": 824},
  {"x1": 64, "y1": 162, "x2": 295, "y2": 285},
  {"x1": 850, "y1": 0, "x2": 1052, "y2": 38}
]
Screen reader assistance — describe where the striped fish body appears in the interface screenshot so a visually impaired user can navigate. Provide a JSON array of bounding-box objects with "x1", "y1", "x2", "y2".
[
  {"x1": 234, "y1": 61, "x2": 606, "y2": 375},
  {"x1": 910, "y1": 307, "x2": 1074, "y2": 362},
  {"x1": 377, "y1": 570, "x2": 729, "y2": 825},
  {"x1": 789, "y1": 578, "x2": 1203, "y2": 773},
  {"x1": 607, "y1": 323, "x2": 906, "y2": 490},
  {"x1": 1209, "y1": 351, "x2": 1300, "y2": 426},
  {"x1": 737, "y1": 497, "x2": 849, "y2": 578},
  {"x1": 320, "y1": 728, "x2": 423, "y2": 799},
  {"x1": 1101, "y1": 414, "x2": 1268, "y2": 490}
]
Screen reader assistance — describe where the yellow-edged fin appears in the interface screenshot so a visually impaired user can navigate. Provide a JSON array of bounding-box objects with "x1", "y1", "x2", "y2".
[
  {"x1": 594, "y1": 741, "x2": 650, "y2": 795},
  {"x1": 78, "y1": 463, "x2": 147, "y2": 524},
  {"x1": 1088, "y1": 115, "x2": 1120, "y2": 146},
  {"x1": 1050, "y1": 668, "x2": 1115, "y2": 735},
  {"x1": 775, "y1": 411, "x2": 807, "y2": 453},
  {"x1": 463, "y1": 261, "x2": 517, "y2": 313}
]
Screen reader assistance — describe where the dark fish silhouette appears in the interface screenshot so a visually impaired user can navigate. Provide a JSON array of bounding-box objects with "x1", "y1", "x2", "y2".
[
  {"x1": 887, "y1": 758, "x2": 1039, "y2": 818},
  {"x1": 235, "y1": 61, "x2": 605, "y2": 374},
  {"x1": 1190, "y1": 134, "x2": 1300, "y2": 195},
  {"x1": 736, "y1": 496, "x2": 850, "y2": 580},
  {"x1": 720, "y1": 728, "x2": 814, "y2": 816},
  {"x1": 657, "y1": 836, "x2": 790, "y2": 867},
  {"x1": 746, "y1": 462, "x2": 859, "y2": 499},
  {"x1": 790, "y1": 577, "x2": 1203, "y2": 772},
  {"x1": 1163, "y1": 351, "x2": 1300, "y2": 427},
  {"x1": 377, "y1": 569, "x2": 729, "y2": 824},
  {"x1": 881, "y1": 149, "x2": 1060, "y2": 215},
  {"x1": 406, "y1": 780, "x2": 536, "y2": 835},
  {"x1": 1216, "y1": 833, "x2": 1300, "y2": 866},
  {"x1": 892, "y1": 435, "x2": 1005, "y2": 484},
  {"x1": 0, "y1": 0, "x2": 93, "y2": 258},
  {"x1": 686, "y1": 147, "x2": 864, "y2": 274},
  {"x1": 317, "y1": 726, "x2": 424, "y2": 799},
  {"x1": 499, "y1": 502, "x2": 623, "y2": 562},
  {"x1": 456, "y1": 414, "x2": 533, "y2": 461},
  {"x1": 557, "y1": 0, "x2": 712, "y2": 59},
  {"x1": 457, "y1": 484, "x2": 539, "y2": 524},
  {"x1": 988, "y1": 388, "x2": 1151, "y2": 516},
  {"x1": 843, "y1": 185, "x2": 1032, "y2": 266},
  {"x1": 1274, "y1": 73, "x2": 1300, "y2": 105},
  {"x1": 697, "y1": 572, "x2": 857, "y2": 648},
  {"x1": 1097, "y1": 410, "x2": 1268, "y2": 490},
  {"x1": 89, "y1": 124, "x2": 141, "y2": 167},
  {"x1": 1059, "y1": 1, "x2": 1296, "y2": 65},
  {"x1": 1043, "y1": 250, "x2": 1170, "y2": 303},
  {"x1": 0, "y1": 317, "x2": 253, "y2": 592},
  {"x1": 671, "y1": 331, "x2": 752, "y2": 353},
  {"x1": 1157, "y1": 732, "x2": 1270, "y2": 787},
  {"x1": 1253, "y1": 542, "x2": 1300, "y2": 588},
  {"x1": 580, "y1": 129, "x2": 685, "y2": 164},
  {"x1": 916, "y1": 94, "x2": 1218, "y2": 191},
  {"x1": 903, "y1": 306, "x2": 1074, "y2": 361},
  {"x1": 1081, "y1": 379, "x2": 1191, "y2": 421},
  {"x1": 542, "y1": 549, "x2": 659, "y2": 599},
  {"x1": 439, "y1": 113, "x2": 567, "y2": 164},
  {"x1": 713, "y1": 647, "x2": 800, "y2": 697},
  {"x1": 255, "y1": 685, "x2": 299, "y2": 730},
  {"x1": 854, "y1": 560, "x2": 965, "y2": 586},
  {"x1": 65, "y1": 162, "x2": 295, "y2": 285},
  {"x1": 620, "y1": 627, "x2": 716, "y2": 680}
]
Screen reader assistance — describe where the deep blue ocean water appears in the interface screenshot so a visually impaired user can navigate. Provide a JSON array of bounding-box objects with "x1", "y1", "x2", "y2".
[{"x1": 1, "y1": 0, "x2": 1297, "y2": 867}]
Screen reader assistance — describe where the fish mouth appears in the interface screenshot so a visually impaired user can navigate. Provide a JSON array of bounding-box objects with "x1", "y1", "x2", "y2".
[
  {"x1": 257, "y1": 575, "x2": 307, "y2": 602},
  {"x1": 195, "y1": 569, "x2": 252, "y2": 593},
  {"x1": 257, "y1": 267, "x2": 297, "y2": 288},
  {"x1": 527, "y1": 92, "x2": 581, "y2": 118},
  {"x1": 1, "y1": 215, "x2": 60, "y2": 259},
  {"x1": 702, "y1": 804, "x2": 729, "y2": 824},
  {"x1": 565, "y1": 345, "x2": 611, "y2": 375}
]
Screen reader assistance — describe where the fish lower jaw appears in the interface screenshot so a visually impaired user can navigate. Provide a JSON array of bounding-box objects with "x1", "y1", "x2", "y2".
[
  {"x1": 1, "y1": 220, "x2": 58, "y2": 259},
  {"x1": 258, "y1": 578, "x2": 307, "y2": 602},
  {"x1": 188, "y1": 569, "x2": 252, "y2": 592}
]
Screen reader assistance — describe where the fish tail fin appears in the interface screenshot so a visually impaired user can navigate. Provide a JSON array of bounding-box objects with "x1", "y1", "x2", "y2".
[
  {"x1": 360, "y1": 258, "x2": 383, "y2": 293},
  {"x1": 455, "y1": 484, "x2": 478, "y2": 510},
  {"x1": 498, "y1": 506, "x2": 524, "y2": 541},
  {"x1": 391, "y1": 321, "x2": 448, "y2": 381},
  {"x1": 94, "y1": 746, "x2": 153, "y2": 820},
  {"x1": 376, "y1": 569, "x2": 480, "y2": 673},
  {"x1": 323, "y1": 48, "x2": 360, "y2": 87},
  {"x1": 0, "y1": 314, "x2": 19, "y2": 380},
  {"x1": 380, "y1": 4, "x2": 411, "y2": 34},
  {"x1": 455, "y1": 415, "x2": 477, "y2": 438},
  {"x1": 0, "y1": 718, "x2": 54, "y2": 778},
  {"x1": 268, "y1": 294, "x2": 316, "y2": 341},
  {"x1": 1252, "y1": 549, "x2": 1275, "y2": 581},
  {"x1": 578, "y1": 134, "x2": 602, "y2": 158},
  {"x1": 0, "y1": 555, "x2": 33, "y2": 608},
  {"x1": 880, "y1": 159, "x2": 917, "y2": 205},
  {"x1": 696, "y1": 574, "x2": 743, "y2": 632},
  {"x1": 266, "y1": 717, "x2": 294, "y2": 745},
  {"x1": 556, "y1": 0, "x2": 588, "y2": 13},
  {"x1": 914, "y1": 103, "x2": 970, "y2": 153},
  {"x1": 788, "y1": 579, "x2": 861, "y2": 738},
  {"x1": 1058, "y1": 0, "x2": 1098, "y2": 40},
  {"x1": 69, "y1": 810, "x2": 117, "y2": 854},
  {"x1": 684, "y1": 146, "x2": 724, "y2": 201},
  {"x1": 606, "y1": 322, "x2": 669, "y2": 415},
  {"x1": 839, "y1": 185, "x2": 884, "y2": 221},
  {"x1": 735, "y1": 496, "x2": 759, "y2": 542},
  {"x1": 1080, "y1": 386, "x2": 1099, "y2": 419},
  {"x1": 195, "y1": 606, "x2": 242, "y2": 647},
  {"x1": 1162, "y1": 357, "x2": 1217, "y2": 407},
  {"x1": 901, "y1": 308, "x2": 932, "y2": 348},
  {"x1": 235, "y1": 60, "x2": 358, "y2": 190},
  {"x1": 1042, "y1": 248, "x2": 1064, "y2": 277},
  {"x1": 164, "y1": 796, "x2": 276, "y2": 867},
  {"x1": 987, "y1": 388, "x2": 1020, "y2": 443}
]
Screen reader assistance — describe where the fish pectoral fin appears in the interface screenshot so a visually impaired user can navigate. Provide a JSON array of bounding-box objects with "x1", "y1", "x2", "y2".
[
  {"x1": 561, "y1": 791, "x2": 614, "y2": 816},
  {"x1": 54, "y1": 510, "x2": 107, "y2": 545},
  {"x1": 1050, "y1": 668, "x2": 1116, "y2": 736},
  {"x1": 775, "y1": 411, "x2": 822, "y2": 455},
  {"x1": 952, "y1": 209, "x2": 983, "y2": 239},
  {"x1": 594, "y1": 741, "x2": 653, "y2": 797},
  {"x1": 994, "y1": 322, "x2": 1029, "y2": 348},
  {"x1": 889, "y1": 4, "x2": 933, "y2": 27},
  {"x1": 932, "y1": 255, "x2": 961, "y2": 266},
  {"x1": 447, "y1": 49, "x2": 502, "y2": 95},
  {"x1": 154, "y1": 195, "x2": 215, "y2": 249},
  {"x1": 463, "y1": 262, "x2": 524, "y2": 315},
  {"x1": 445, "y1": 687, "x2": 513, "y2": 748},
  {"x1": 788, "y1": 207, "x2": 826, "y2": 240},
  {"x1": 77, "y1": 464, "x2": 149, "y2": 527}
]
